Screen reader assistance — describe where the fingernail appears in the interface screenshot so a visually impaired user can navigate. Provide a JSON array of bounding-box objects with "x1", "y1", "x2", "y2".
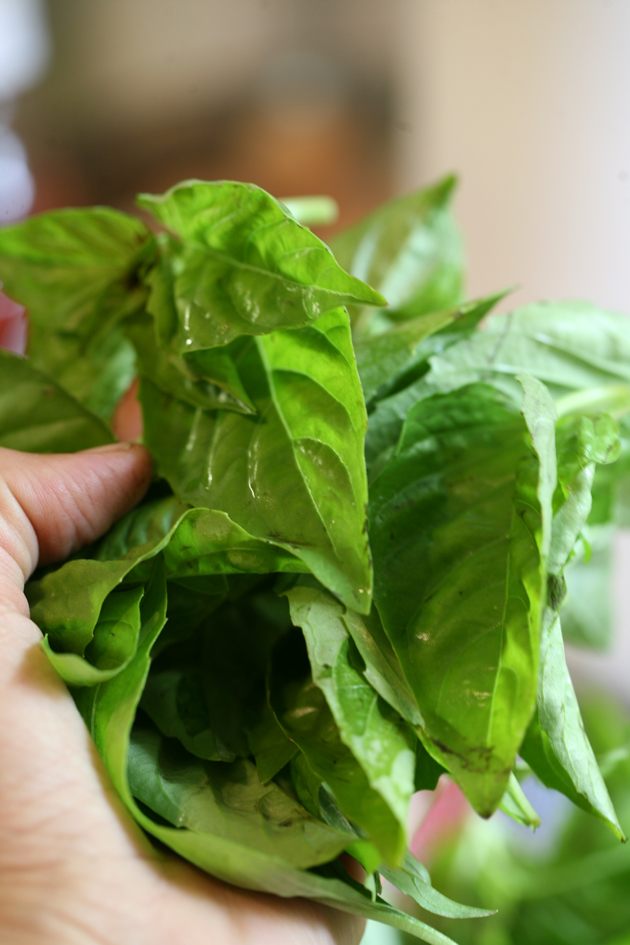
[{"x1": 87, "y1": 441, "x2": 137, "y2": 454}]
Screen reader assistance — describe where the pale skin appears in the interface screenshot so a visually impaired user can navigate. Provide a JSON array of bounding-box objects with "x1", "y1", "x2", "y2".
[{"x1": 0, "y1": 440, "x2": 364, "y2": 945}]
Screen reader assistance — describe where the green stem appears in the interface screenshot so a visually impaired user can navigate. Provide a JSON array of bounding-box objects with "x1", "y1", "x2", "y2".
[
  {"x1": 556, "y1": 384, "x2": 630, "y2": 421},
  {"x1": 281, "y1": 196, "x2": 339, "y2": 227}
]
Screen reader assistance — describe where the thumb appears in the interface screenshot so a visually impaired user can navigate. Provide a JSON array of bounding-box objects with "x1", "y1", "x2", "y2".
[{"x1": 0, "y1": 443, "x2": 152, "y2": 581}]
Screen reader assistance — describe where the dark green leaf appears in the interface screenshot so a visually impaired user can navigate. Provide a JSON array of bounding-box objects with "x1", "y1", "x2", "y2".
[
  {"x1": 274, "y1": 667, "x2": 405, "y2": 866},
  {"x1": 27, "y1": 320, "x2": 138, "y2": 422},
  {"x1": 74, "y1": 565, "x2": 460, "y2": 943},
  {"x1": 29, "y1": 498, "x2": 303, "y2": 663},
  {"x1": 356, "y1": 309, "x2": 455, "y2": 404},
  {"x1": 249, "y1": 700, "x2": 298, "y2": 783},
  {"x1": 342, "y1": 607, "x2": 422, "y2": 727},
  {"x1": 369, "y1": 379, "x2": 555, "y2": 814},
  {"x1": 143, "y1": 589, "x2": 291, "y2": 761},
  {"x1": 357, "y1": 293, "x2": 505, "y2": 408}
]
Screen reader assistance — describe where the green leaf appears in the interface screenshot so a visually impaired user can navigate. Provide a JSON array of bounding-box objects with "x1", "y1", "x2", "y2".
[
  {"x1": 272, "y1": 641, "x2": 408, "y2": 867},
  {"x1": 42, "y1": 586, "x2": 144, "y2": 686},
  {"x1": 135, "y1": 246, "x2": 257, "y2": 413},
  {"x1": 0, "y1": 349, "x2": 113, "y2": 452},
  {"x1": 249, "y1": 700, "x2": 298, "y2": 783},
  {"x1": 128, "y1": 315, "x2": 255, "y2": 416},
  {"x1": 29, "y1": 497, "x2": 304, "y2": 663},
  {"x1": 519, "y1": 414, "x2": 623, "y2": 838},
  {"x1": 141, "y1": 308, "x2": 372, "y2": 612},
  {"x1": 342, "y1": 607, "x2": 422, "y2": 727},
  {"x1": 331, "y1": 176, "x2": 463, "y2": 333},
  {"x1": 0, "y1": 208, "x2": 150, "y2": 419},
  {"x1": 356, "y1": 309, "x2": 456, "y2": 404},
  {"x1": 498, "y1": 772, "x2": 540, "y2": 828},
  {"x1": 143, "y1": 588, "x2": 291, "y2": 761},
  {"x1": 369, "y1": 379, "x2": 556, "y2": 814},
  {"x1": 74, "y1": 565, "x2": 461, "y2": 943},
  {"x1": 129, "y1": 726, "x2": 349, "y2": 869},
  {"x1": 28, "y1": 323, "x2": 138, "y2": 422},
  {"x1": 380, "y1": 853, "x2": 494, "y2": 919},
  {"x1": 561, "y1": 525, "x2": 614, "y2": 649},
  {"x1": 363, "y1": 294, "x2": 509, "y2": 474},
  {"x1": 425, "y1": 301, "x2": 630, "y2": 400},
  {"x1": 521, "y1": 612, "x2": 625, "y2": 840},
  {"x1": 0, "y1": 207, "x2": 150, "y2": 331},
  {"x1": 287, "y1": 584, "x2": 416, "y2": 865},
  {"x1": 137, "y1": 180, "x2": 385, "y2": 349},
  {"x1": 356, "y1": 293, "x2": 505, "y2": 407}
]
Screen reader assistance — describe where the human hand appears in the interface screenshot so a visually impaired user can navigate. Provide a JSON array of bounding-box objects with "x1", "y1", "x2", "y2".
[{"x1": 0, "y1": 443, "x2": 363, "y2": 945}]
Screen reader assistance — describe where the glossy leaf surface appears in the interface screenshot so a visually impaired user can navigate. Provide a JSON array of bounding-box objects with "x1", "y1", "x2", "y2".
[
  {"x1": 138, "y1": 180, "x2": 385, "y2": 349},
  {"x1": 369, "y1": 380, "x2": 555, "y2": 813}
]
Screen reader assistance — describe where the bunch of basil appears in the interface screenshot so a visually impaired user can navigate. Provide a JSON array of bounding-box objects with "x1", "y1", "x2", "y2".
[{"x1": 0, "y1": 178, "x2": 628, "y2": 944}]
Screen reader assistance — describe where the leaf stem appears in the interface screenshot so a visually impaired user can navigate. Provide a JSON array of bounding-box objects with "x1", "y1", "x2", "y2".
[
  {"x1": 281, "y1": 196, "x2": 339, "y2": 227},
  {"x1": 556, "y1": 384, "x2": 630, "y2": 420}
]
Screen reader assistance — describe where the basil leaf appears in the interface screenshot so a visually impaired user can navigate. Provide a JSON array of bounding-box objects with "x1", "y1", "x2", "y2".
[
  {"x1": 0, "y1": 207, "x2": 150, "y2": 331},
  {"x1": 0, "y1": 209, "x2": 150, "y2": 418},
  {"x1": 357, "y1": 293, "x2": 505, "y2": 408},
  {"x1": 249, "y1": 700, "x2": 298, "y2": 783},
  {"x1": 75, "y1": 566, "x2": 463, "y2": 943},
  {"x1": 129, "y1": 726, "x2": 349, "y2": 869},
  {"x1": 521, "y1": 610, "x2": 624, "y2": 841},
  {"x1": 138, "y1": 180, "x2": 385, "y2": 349},
  {"x1": 287, "y1": 584, "x2": 416, "y2": 865},
  {"x1": 426, "y1": 301, "x2": 630, "y2": 399},
  {"x1": 143, "y1": 589, "x2": 291, "y2": 762},
  {"x1": 341, "y1": 607, "x2": 422, "y2": 727},
  {"x1": 29, "y1": 497, "x2": 303, "y2": 665},
  {"x1": 0, "y1": 349, "x2": 113, "y2": 452},
  {"x1": 561, "y1": 524, "x2": 614, "y2": 649},
  {"x1": 331, "y1": 176, "x2": 463, "y2": 333},
  {"x1": 141, "y1": 308, "x2": 371, "y2": 612},
  {"x1": 28, "y1": 320, "x2": 138, "y2": 422},
  {"x1": 356, "y1": 309, "x2": 456, "y2": 404},
  {"x1": 42, "y1": 586, "x2": 144, "y2": 686},
  {"x1": 128, "y1": 316, "x2": 255, "y2": 416},
  {"x1": 381, "y1": 853, "x2": 494, "y2": 920},
  {"x1": 369, "y1": 379, "x2": 555, "y2": 814},
  {"x1": 520, "y1": 413, "x2": 624, "y2": 839},
  {"x1": 498, "y1": 772, "x2": 540, "y2": 829},
  {"x1": 135, "y1": 250, "x2": 257, "y2": 413}
]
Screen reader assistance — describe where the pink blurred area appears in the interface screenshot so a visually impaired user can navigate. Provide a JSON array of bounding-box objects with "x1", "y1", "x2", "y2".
[
  {"x1": 410, "y1": 781, "x2": 469, "y2": 862},
  {"x1": 0, "y1": 293, "x2": 27, "y2": 353}
]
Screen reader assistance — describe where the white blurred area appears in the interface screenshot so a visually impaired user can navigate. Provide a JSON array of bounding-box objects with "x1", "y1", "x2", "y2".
[
  {"x1": 0, "y1": 0, "x2": 48, "y2": 221},
  {"x1": 397, "y1": 0, "x2": 630, "y2": 315},
  {"x1": 395, "y1": 0, "x2": 630, "y2": 705}
]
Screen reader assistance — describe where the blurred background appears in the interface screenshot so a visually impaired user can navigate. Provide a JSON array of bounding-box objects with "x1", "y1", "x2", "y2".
[{"x1": 1, "y1": 1, "x2": 629, "y2": 942}]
